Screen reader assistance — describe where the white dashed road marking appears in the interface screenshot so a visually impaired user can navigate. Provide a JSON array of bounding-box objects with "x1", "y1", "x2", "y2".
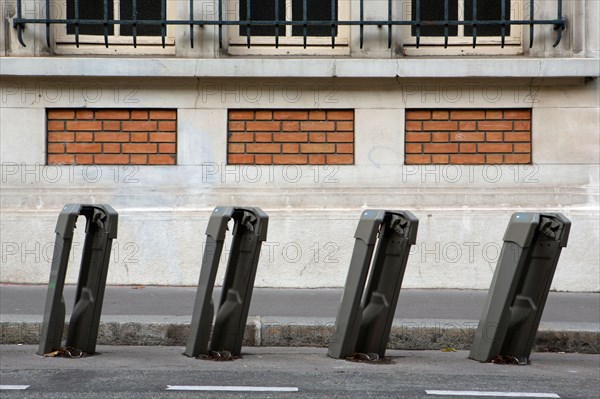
[
  {"x1": 426, "y1": 390, "x2": 560, "y2": 398},
  {"x1": 0, "y1": 385, "x2": 30, "y2": 390},
  {"x1": 166, "y1": 385, "x2": 299, "y2": 392}
]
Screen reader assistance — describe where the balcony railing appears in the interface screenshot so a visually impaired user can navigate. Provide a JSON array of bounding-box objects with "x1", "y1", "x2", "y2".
[{"x1": 13, "y1": 0, "x2": 566, "y2": 50}]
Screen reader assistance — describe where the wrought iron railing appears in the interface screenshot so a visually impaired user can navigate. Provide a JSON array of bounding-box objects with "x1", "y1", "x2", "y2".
[{"x1": 13, "y1": 0, "x2": 566, "y2": 50}]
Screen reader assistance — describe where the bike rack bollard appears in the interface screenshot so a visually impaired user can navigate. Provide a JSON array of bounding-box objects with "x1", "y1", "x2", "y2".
[
  {"x1": 184, "y1": 206, "x2": 268, "y2": 357},
  {"x1": 328, "y1": 210, "x2": 419, "y2": 359},
  {"x1": 469, "y1": 212, "x2": 571, "y2": 363},
  {"x1": 37, "y1": 204, "x2": 118, "y2": 355}
]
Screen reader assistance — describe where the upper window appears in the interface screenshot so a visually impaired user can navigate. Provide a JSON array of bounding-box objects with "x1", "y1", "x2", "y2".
[
  {"x1": 228, "y1": 0, "x2": 350, "y2": 55},
  {"x1": 54, "y1": 0, "x2": 175, "y2": 55},
  {"x1": 12, "y1": 0, "x2": 565, "y2": 55},
  {"x1": 403, "y1": 0, "x2": 522, "y2": 55}
]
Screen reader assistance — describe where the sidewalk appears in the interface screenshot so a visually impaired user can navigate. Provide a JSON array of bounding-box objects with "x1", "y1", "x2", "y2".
[{"x1": 1, "y1": 284, "x2": 598, "y2": 352}]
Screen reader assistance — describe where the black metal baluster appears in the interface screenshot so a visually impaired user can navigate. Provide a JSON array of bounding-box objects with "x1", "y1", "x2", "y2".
[
  {"x1": 74, "y1": 0, "x2": 80, "y2": 47},
  {"x1": 529, "y1": 0, "x2": 534, "y2": 48},
  {"x1": 443, "y1": 0, "x2": 448, "y2": 48},
  {"x1": 218, "y1": 0, "x2": 222, "y2": 48},
  {"x1": 189, "y1": 0, "x2": 193, "y2": 48},
  {"x1": 103, "y1": 0, "x2": 108, "y2": 47},
  {"x1": 303, "y1": 0, "x2": 307, "y2": 49},
  {"x1": 331, "y1": 0, "x2": 335, "y2": 48},
  {"x1": 132, "y1": 0, "x2": 137, "y2": 48},
  {"x1": 472, "y1": 0, "x2": 477, "y2": 48},
  {"x1": 553, "y1": 0, "x2": 564, "y2": 47},
  {"x1": 16, "y1": 0, "x2": 25, "y2": 47},
  {"x1": 415, "y1": 0, "x2": 421, "y2": 48},
  {"x1": 161, "y1": 0, "x2": 166, "y2": 48},
  {"x1": 45, "y1": 0, "x2": 50, "y2": 47},
  {"x1": 501, "y1": 0, "x2": 506, "y2": 48},
  {"x1": 246, "y1": 0, "x2": 251, "y2": 48},
  {"x1": 387, "y1": 0, "x2": 392, "y2": 48},
  {"x1": 275, "y1": 0, "x2": 279, "y2": 48},
  {"x1": 360, "y1": 0, "x2": 364, "y2": 49}
]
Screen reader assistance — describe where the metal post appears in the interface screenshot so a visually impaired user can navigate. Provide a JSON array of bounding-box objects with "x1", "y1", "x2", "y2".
[
  {"x1": 37, "y1": 204, "x2": 118, "y2": 355},
  {"x1": 328, "y1": 210, "x2": 418, "y2": 359},
  {"x1": 469, "y1": 212, "x2": 571, "y2": 363},
  {"x1": 184, "y1": 206, "x2": 268, "y2": 357}
]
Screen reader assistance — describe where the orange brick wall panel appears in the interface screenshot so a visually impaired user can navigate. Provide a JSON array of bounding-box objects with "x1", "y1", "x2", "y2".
[
  {"x1": 227, "y1": 109, "x2": 355, "y2": 165},
  {"x1": 405, "y1": 109, "x2": 532, "y2": 165},
  {"x1": 47, "y1": 109, "x2": 177, "y2": 165}
]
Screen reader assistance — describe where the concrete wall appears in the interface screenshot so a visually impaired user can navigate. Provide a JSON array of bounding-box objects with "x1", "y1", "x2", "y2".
[
  {"x1": 0, "y1": 1, "x2": 598, "y2": 291},
  {"x1": 1, "y1": 77, "x2": 598, "y2": 291}
]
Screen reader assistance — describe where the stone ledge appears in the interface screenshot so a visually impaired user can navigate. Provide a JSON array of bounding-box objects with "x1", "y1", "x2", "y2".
[{"x1": 1, "y1": 58, "x2": 598, "y2": 79}]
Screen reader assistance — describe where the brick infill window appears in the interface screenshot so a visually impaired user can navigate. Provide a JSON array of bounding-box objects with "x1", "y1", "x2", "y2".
[
  {"x1": 405, "y1": 109, "x2": 531, "y2": 164},
  {"x1": 47, "y1": 109, "x2": 177, "y2": 165},
  {"x1": 228, "y1": 109, "x2": 354, "y2": 165}
]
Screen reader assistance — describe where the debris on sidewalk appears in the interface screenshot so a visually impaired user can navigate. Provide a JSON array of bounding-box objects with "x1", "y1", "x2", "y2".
[
  {"x1": 196, "y1": 350, "x2": 238, "y2": 361},
  {"x1": 43, "y1": 347, "x2": 87, "y2": 358},
  {"x1": 345, "y1": 352, "x2": 395, "y2": 364},
  {"x1": 490, "y1": 355, "x2": 528, "y2": 365},
  {"x1": 441, "y1": 347, "x2": 457, "y2": 352}
]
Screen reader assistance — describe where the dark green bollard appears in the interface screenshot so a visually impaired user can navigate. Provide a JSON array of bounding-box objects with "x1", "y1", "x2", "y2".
[
  {"x1": 328, "y1": 210, "x2": 419, "y2": 359},
  {"x1": 184, "y1": 206, "x2": 268, "y2": 357},
  {"x1": 38, "y1": 204, "x2": 118, "y2": 355},
  {"x1": 469, "y1": 212, "x2": 571, "y2": 363}
]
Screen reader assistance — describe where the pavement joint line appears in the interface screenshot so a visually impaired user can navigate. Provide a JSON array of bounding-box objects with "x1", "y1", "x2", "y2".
[
  {"x1": 425, "y1": 390, "x2": 561, "y2": 398},
  {"x1": 165, "y1": 385, "x2": 299, "y2": 392}
]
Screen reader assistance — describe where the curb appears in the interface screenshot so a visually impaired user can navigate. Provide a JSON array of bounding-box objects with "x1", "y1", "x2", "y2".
[{"x1": 1, "y1": 315, "x2": 598, "y2": 354}]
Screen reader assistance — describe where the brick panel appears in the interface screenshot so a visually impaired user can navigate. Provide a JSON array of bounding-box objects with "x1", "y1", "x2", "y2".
[
  {"x1": 227, "y1": 109, "x2": 355, "y2": 165},
  {"x1": 47, "y1": 109, "x2": 176, "y2": 165},
  {"x1": 405, "y1": 109, "x2": 532, "y2": 165}
]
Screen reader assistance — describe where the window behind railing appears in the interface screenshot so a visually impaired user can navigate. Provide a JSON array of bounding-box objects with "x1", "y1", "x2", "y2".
[
  {"x1": 65, "y1": 0, "x2": 163, "y2": 37},
  {"x1": 411, "y1": 0, "x2": 512, "y2": 37},
  {"x1": 13, "y1": 0, "x2": 565, "y2": 50}
]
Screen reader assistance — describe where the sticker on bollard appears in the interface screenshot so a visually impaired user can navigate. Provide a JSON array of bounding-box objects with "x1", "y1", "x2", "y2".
[
  {"x1": 469, "y1": 212, "x2": 571, "y2": 364},
  {"x1": 37, "y1": 204, "x2": 118, "y2": 355},
  {"x1": 328, "y1": 210, "x2": 419, "y2": 359},
  {"x1": 184, "y1": 206, "x2": 268, "y2": 358}
]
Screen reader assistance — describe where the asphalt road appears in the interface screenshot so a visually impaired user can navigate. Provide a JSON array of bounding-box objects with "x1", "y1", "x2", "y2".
[{"x1": 1, "y1": 346, "x2": 598, "y2": 399}]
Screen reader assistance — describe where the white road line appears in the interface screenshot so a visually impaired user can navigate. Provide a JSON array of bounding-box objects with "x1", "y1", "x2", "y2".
[
  {"x1": 166, "y1": 385, "x2": 299, "y2": 392},
  {"x1": 0, "y1": 385, "x2": 30, "y2": 390},
  {"x1": 426, "y1": 390, "x2": 560, "y2": 398}
]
